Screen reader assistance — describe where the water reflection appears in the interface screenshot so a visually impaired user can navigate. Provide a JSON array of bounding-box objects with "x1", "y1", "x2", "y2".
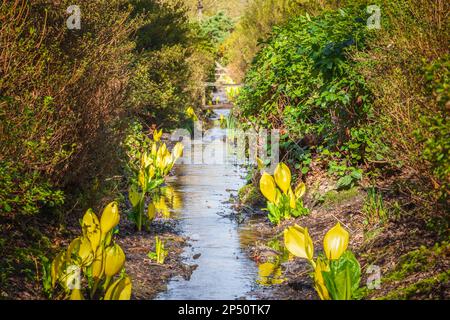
[
  {"x1": 256, "y1": 238, "x2": 291, "y2": 287},
  {"x1": 257, "y1": 262, "x2": 285, "y2": 286},
  {"x1": 149, "y1": 185, "x2": 183, "y2": 220}
]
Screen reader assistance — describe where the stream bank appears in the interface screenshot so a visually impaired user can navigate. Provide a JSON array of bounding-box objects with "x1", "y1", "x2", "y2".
[{"x1": 234, "y1": 167, "x2": 449, "y2": 300}]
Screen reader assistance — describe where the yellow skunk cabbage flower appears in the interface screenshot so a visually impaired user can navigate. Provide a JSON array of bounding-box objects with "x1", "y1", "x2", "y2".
[
  {"x1": 67, "y1": 237, "x2": 93, "y2": 265},
  {"x1": 148, "y1": 165, "x2": 155, "y2": 179},
  {"x1": 70, "y1": 289, "x2": 84, "y2": 300},
  {"x1": 323, "y1": 223, "x2": 349, "y2": 260},
  {"x1": 314, "y1": 259, "x2": 330, "y2": 300},
  {"x1": 284, "y1": 224, "x2": 314, "y2": 261},
  {"x1": 153, "y1": 129, "x2": 163, "y2": 142},
  {"x1": 162, "y1": 186, "x2": 175, "y2": 203},
  {"x1": 138, "y1": 169, "x2": 146, "y2": 189},
  {"x1": 151, "y1": 142, "x2": 157, "y2": 156},
  {"x1": 100, "y1": 202, "x2": 120, "y2": 235},
  {"x1": 92, "y1": 245, "x2": 105, "y2": 280},
  {"x1": 274, "y1": 189, "x2": 282, "y2": 205},
  {"x1": 288, "y1": 188, "x2": 296, "y2": 209},
  {"x1": 147, "y1": 203, "x2": 156, "y2": 221},
  {"x1": 104, "y1": 276, "x2": 132, "y2": 300},
  {"x1": 82, "y1": 209, "x2": 101, "y2": 252},
  {"x1": 158, "y1": 143, "x2": 167, "y2": 158},
  {"x1": 274, "y1": 163, "x2": 291, "y2": 194},
  {"x1": 186, "y1": 106, "x2": 198, "y2": 121},
  {"x1": 66, "y1": 237, "x2": 81, "y2": 261},
  {"x1": 51, "y1": 251, "x2": 65, "y2": 288},
  {"x1": 256, "y1": 157, "x2": 265, "y2": 170},
  {"x1": 82, "y1": 209, "x2": 99, "y2": 234},
  {"x1": 105, "y1": 244, "x2": 125, "y2": 277},
  {"x1": 163, "y1": 153, "x2": 173, "y2": 170},
  {"x1": 294, "y1": 182, "x2": 306, "y2": 199},
  {"x1": 172, "y1": 142, "x2": 184, "y2": 159},
  {"x1": 260, "y1": 173, "x2": 277, "y2": 203},
  {"x1": 128, "y1": 185, "x2": 140, "y2": 208},
  {"x1": 141, "y1": 152, "x2": 152, "y2": 168},
  {"x1": 78, "y1": 237, "x2": 94, "y2": 265}
]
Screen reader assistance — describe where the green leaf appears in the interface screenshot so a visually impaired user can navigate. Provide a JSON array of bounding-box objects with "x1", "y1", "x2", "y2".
[{"x1": 336, "y1": 175, "x2": 353, "y2": 190}]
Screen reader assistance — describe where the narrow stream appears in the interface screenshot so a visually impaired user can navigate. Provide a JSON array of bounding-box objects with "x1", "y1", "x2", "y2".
[{"x1": 156, "y1": 108, "x2": 259, "y2": 300}]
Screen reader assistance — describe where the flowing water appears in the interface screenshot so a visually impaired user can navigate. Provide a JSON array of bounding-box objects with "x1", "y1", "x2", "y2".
[{"x1": 156, "y1": 108, "x2": 260, "y2": 300}]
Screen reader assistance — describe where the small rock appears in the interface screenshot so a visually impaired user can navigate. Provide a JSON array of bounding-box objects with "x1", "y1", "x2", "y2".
[{"x1": 193, "y1": 253, "x2": 201, "y2": 260}]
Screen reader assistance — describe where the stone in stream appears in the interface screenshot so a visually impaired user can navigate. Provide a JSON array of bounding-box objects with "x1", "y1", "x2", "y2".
[{"x1": 193, "y1": 253, "x2": 201, "y2": 260}]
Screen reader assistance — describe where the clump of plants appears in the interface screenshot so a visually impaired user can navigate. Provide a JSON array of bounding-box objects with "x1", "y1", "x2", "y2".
[
  {"x1": 147, "y1": 236, "x2": 168, "y2": 265},
  {"x1": 363, "y1": 187, "x2": 388, "y2": 226},
  {"x1": 259, "y1": 162, "x2": 309, "y2": 224},
  {"x1": 128, "y1": 130, "x2": 184, "y2": 231},
  {"x1": 43, "y1": 202, "x2": 131, "y2": 300},
  {"x1": 284, "y1": 222, "x2": 362, "y2": 300}
]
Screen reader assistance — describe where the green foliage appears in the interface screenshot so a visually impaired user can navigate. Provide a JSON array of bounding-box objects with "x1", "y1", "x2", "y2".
[
  {"x1": 128, "y1": 1, "x2": 215, "y2": 129},
  {"x1": 237, "y1": 6, "x2": 384, "y2": 170},
  {"x1": 416, "y1": 56, "x2": 450, "y2": 200},
  {"x1": 322, "y1": 251, "x2": 362, "y2": 300},
  {"x1": 351, "y1": 0, "x2": 448, "y2": 204},
  {"x1": 200, "y1": 11, "x2": 234, "y2": 46},
  {"x1": 266, "y1": 195, "x2": 309, "y2": 225},
  {"x1": 0, "y1": 161, "x2": 64, "y2": 216},
  {"x1": 128, "y1": 45, "x2": 201, "y2": 128},
  {"x1": 335, "y1": 169, "x2": 363, "y2": 190},
  {"x1": 1, "y1": 0, "x2": 213, "y2": 218},
  {"x1": 131, "y1": 0, "x2": 190, "y2": 51}
]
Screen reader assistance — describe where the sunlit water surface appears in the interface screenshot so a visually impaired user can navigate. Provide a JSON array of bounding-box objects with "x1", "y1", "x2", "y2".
[{"x1": 156, "y1": 109, "x2": 260, "y2": 300}]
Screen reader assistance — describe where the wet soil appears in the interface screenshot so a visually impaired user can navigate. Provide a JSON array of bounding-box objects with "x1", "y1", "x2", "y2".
[{"x1": 116, "y1": 219, "x2": 195, "y2": 300}]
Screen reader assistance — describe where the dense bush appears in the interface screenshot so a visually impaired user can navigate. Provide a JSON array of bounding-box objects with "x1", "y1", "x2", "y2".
[
  {"x1": 237, "y1": 6, "x2": 383, "y2": 170},
  {"x1": 236, "y1": 0, "x2": 449, "y2": 202},
  {"x1": 352, "y1": 0, "x2": 449, "y2": 201},
  {"x1": 0, "y1": 0, "x2": 214, "y2": 217},
  {"x1": 0, "y1": 0, "x2": 140, "y2": 216}
]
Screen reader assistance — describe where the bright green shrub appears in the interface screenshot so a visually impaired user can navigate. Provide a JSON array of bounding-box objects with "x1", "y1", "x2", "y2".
[{"x1": 237, "y1": 6, "x2": 383, "y2": 168}]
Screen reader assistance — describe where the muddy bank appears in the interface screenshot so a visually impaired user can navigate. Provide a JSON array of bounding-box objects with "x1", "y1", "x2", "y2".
[{"x1": 116, "y1": 218, "x2": 194, "y2": 300}]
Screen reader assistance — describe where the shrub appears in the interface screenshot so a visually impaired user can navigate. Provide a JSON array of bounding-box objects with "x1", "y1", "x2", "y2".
[{"x1": 237, "y1": 6, "x2": 382, "y2": 169}]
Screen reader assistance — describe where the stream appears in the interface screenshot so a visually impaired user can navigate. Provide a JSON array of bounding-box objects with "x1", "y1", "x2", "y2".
[{"x1": 156, "y1": 107, "x2": 260, "y2": 300}]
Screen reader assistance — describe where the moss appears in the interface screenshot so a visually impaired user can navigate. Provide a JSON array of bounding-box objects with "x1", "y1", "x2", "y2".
[
  {"x1": 320, "y1": 187, "x2": 359, "y2": 208},
  {"x1": 380, "y1": 271, "x2": 450, "y2": 300},
  {"x1": 238, "y1": 184, "x2": 263, "y2": 206},
  {"x1": 370, "y1": 241, "x2": 450, "y2": 300},
  {"x1": 385, "y1": 242, "x2": 449, "y2": 282}
]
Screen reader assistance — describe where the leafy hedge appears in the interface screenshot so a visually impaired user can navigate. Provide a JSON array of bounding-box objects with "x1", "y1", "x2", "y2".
[{"x1": 237, "y1": 6, "x2": 385, "y2": 171}]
